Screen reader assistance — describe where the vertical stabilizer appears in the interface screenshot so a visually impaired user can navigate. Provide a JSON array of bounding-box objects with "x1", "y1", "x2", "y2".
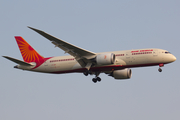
[{"x1": 15, "y1": 36, "x2": 44, "y2": 63}]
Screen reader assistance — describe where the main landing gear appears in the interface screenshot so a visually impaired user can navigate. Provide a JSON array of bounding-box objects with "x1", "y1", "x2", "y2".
[
  {"x1": 92, "y1": 77, "x2": 101, "y2": 83},
  {"x1": 83, "y1": 70, "x2": 89, "y2": 76},
  {"x1": 158, "y1": 63, "x2": 164, "y2": 72},
  {"x1": 83, "y1": 70, "x2": 101, "y2": 83}
]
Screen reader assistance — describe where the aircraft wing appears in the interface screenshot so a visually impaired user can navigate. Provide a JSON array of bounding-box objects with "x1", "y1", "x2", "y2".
[{"x1": 28, "y1": 27, "x2": 96, "y2": 67}]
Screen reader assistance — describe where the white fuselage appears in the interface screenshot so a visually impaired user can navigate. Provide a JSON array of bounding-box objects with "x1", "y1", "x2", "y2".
[{"x1": 17, "y1": 48, "x2": 176, "y2": 74}]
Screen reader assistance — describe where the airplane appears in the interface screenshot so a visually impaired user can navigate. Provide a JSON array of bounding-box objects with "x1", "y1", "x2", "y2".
[{"x1": 3, "y1": 27, "x2": 176, "y2": 83}]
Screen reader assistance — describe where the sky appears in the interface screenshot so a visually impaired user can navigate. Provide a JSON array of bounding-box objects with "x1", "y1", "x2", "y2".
[{"x1": 0, "y1": 0, "x2": 180, "y2": 120}]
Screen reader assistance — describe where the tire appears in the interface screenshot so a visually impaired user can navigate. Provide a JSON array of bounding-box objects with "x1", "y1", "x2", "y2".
[
  {"x1": 92, "y1": 78, "x2": 97, "y2": 83},
  {"x1": 158, "y1": 68, "x2": 162, "y2": 72},
  {"x1": 97, "y1": 77, "x2": 101, "y2": 82}
]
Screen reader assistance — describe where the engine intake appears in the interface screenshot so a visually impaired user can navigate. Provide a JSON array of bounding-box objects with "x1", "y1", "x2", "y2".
[
  {"x1": 96, "y1": 53, "x2": 115, "y2": 65},
  {"x1": 112, "y1": 68, "x2": 132, "y2": 79}
]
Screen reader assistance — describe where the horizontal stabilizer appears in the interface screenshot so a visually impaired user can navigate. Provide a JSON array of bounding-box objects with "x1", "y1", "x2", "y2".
[{"x1": 3, "y1": 56, "x2": 33, "y2": 66}]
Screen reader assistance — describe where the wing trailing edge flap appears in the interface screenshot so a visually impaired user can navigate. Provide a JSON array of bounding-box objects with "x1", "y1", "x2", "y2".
[
  {"x1": 3, "y1": 56, "x2": 33, "y2": 66},
  {"x1": 28, "y1": 26, "x2": 96, "y2": 68}
]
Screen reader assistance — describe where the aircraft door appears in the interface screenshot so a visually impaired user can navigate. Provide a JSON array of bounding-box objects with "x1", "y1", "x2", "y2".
[
  {"x1": 153, "y1": 50, "x2": 158, "y2": 57},
  {"x1": 44, "y1": 61, "x2": 49, "y2": 70},
  {"x1": 125, "y1": 52, "x2": 134, "y2": 64}
]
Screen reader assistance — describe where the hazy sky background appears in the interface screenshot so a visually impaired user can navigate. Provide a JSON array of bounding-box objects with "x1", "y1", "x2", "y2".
[{"x1": 1, "y1": 0, "x2": 180, "y2": 120}]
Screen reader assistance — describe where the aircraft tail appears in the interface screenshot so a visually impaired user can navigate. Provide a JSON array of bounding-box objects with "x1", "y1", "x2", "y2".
[{"x1": 15, "y1": 36, "x2": 44, "y2": 63}]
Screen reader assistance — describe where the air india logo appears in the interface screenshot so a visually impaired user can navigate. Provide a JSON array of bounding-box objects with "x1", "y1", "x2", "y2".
[{"x1": 15, "y1": 36, "x2": 44, "y2": 62}]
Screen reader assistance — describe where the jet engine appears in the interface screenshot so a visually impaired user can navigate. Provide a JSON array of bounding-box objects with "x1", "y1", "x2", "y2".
[
  {"x1": 95, "y1": 53, "x2": 115, "y2": 65},
  {"x1": 111, "y1": 68, "x2": 132, "y2": 79}
]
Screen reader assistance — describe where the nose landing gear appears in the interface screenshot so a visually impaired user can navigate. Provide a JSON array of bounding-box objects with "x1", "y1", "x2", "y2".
[
  {"x1": 158, "y1": 68, "x2": 162, "y2": 72},
  {"x1": 158, "y1": 63, "x2": 164, "y2": 72}
]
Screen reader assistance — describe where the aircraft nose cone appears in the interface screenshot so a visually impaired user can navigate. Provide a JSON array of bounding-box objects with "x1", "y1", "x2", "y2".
[{"x1": 172, "y1": 55, "x2": 177, "y2": 62}]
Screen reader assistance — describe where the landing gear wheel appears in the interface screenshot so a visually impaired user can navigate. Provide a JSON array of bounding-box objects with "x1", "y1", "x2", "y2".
[
  {"x1": 83, "y1": 70, "x2": 89, "y2": 76},
  {"x1": 92, "y1": 77, "x2": 101, "y2": 83},
  {"x1": 97, "y1": 77, "x2": 101, "y2": 82},
  {"x1": 92, "y1": 78, "x2": 97, "y2": 83},
  {"x1": 158, "y1": 68, "x2": 162, "y2": 72}
]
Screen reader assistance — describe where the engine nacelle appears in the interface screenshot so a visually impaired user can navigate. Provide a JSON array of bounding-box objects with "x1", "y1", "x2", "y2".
[
  {"x1": 112, "y1": 68, "x2": 132, "y2": 79},
  {"x1": 96, "y1": 53, "x2": 115, "y2": 65}
]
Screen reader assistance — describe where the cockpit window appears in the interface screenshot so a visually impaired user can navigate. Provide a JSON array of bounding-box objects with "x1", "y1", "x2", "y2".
[{"x1": 165, "y1": 52, "x2": 171, "y2": 54}]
